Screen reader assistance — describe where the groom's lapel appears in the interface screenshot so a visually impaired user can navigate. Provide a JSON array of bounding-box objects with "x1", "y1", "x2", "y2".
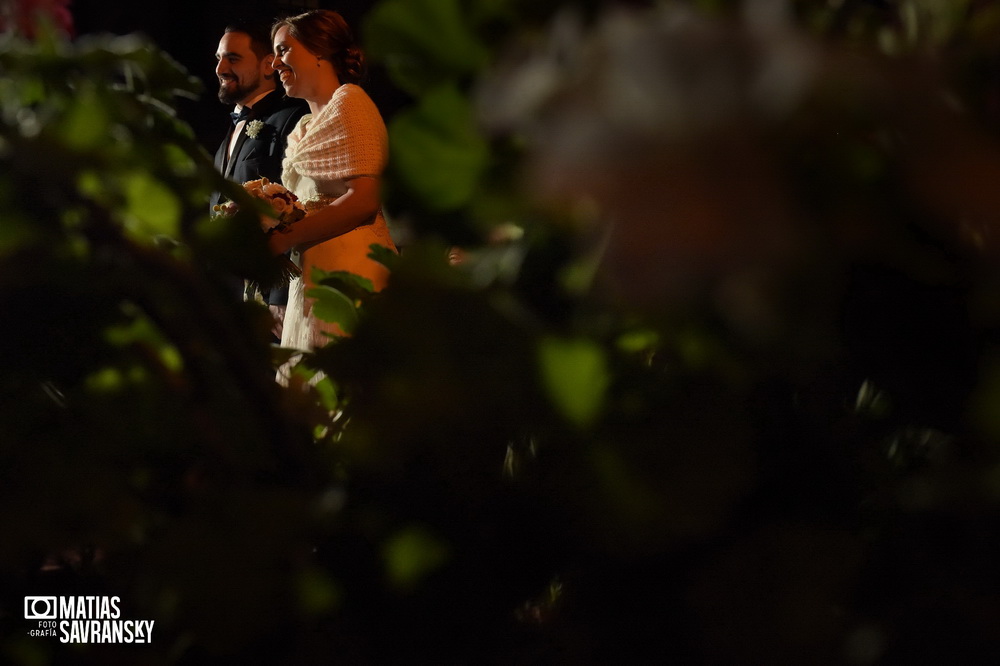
[
  {"x1": 226, "y1": 128, "x2": 250, "y2": 179},
  {"x1": 215, "y1": 124, "x2": 231, "y2": 173}
]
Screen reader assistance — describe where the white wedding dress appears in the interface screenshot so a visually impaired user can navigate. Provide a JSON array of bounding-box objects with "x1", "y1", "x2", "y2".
[{"x1": 277, "y1": 84, "x2": 396, "y2": 355}]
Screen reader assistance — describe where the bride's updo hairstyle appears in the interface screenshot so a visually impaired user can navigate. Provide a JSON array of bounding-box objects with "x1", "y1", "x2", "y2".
[{"x1": 272, "y1": 10, "x2": 366, "y2": 85}]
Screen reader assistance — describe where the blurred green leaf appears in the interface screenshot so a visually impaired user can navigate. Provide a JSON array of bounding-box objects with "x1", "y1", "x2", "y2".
[
  {"x1": 121, "y1": 170, "x2": 181, "y2": 239},
  {"x1": 163, "y1": 143, "x2": 197, "y2": 176},
  {"x1": 312, "y1": 267, "x2": 375, "y2": 301},
  {"x1": 389, "y1": 84, "x2": 489, "y2": 212},
  {"x1": 296, "y1": 566, "x2": 342, "y2": 614},
  {"x1": 310, "y1": 373, "x2": 340, "y2": 414},
  {"x1": 364, "y1": 0, "x2": 490, "y2": 96},
  {"x1": 368, "y1": 242, "x2": 400, "y2": 270},
  {"x1": 84, "y1": 366, "x2": 126, "y2": 393},
  {"x1": 306, "y1": 285, "x2": 359, "y2": 334},
  {"x1": 382, "y1": 525, "x2": 451, "y2": 591},
  {"x1": 58, "y1": 92, "x2": 109, "y2": 150},
  {"x1": 104, "y1": 313, "x2": 184, "y2": 372},
  {"x1": 617, "y1": 328, "x2": 660, "y2": 354},
  {"x1": 538, "y1": 336, "x2": 609, "y2": 428}
]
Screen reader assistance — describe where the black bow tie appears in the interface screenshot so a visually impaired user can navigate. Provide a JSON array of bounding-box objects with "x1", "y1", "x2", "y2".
[{"x1": 230, "y1": 106, "x2": 252, "y2": 125}]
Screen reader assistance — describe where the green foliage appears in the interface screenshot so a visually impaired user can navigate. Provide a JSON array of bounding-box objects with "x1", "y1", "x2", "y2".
[
  {"x1": 0, "y1": 24, "x2": 323, "y2": 663},
  {"x1": 363, "y1": 0, "x2": 533, "y2": 240},
  {"x1": 350, "y1": 0, "x2": 1000, "y2": 661},
  {"x1": 306, "y1": 285, "x2": 360, "y2": 335},
  {"x1": 388, "y1": 83, "x2": 490, "y2": 212},
  {"x1": 363, "y1": 0, "x2": 491, "y2": 96},
  {"x1": 382, "y1": 525, "x2": 451, "y2": 590},
  {"x1": 7, "y1": 0, "x2": 1000, "y2": 663},
  {"x1": 537, "y1": 336, "x2": 609, "y2": 428}
]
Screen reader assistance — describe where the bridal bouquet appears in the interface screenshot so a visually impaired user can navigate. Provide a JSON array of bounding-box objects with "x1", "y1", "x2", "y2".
[
  {"x1": 213, "y1": 177, "x2": 306, "y2": 235},
  {"x1": 213, "y1": 178, "x2": 304, "y2": 294}
]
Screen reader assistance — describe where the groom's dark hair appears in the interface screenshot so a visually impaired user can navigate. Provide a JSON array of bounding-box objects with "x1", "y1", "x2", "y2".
[{"x1": 224, "y1": 18, "x2": 272, "y2": 59}]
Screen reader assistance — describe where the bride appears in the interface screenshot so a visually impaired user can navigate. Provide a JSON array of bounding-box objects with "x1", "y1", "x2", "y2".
[{"x1": 268, "y1": 10, "x2": 396, "y2": 352}]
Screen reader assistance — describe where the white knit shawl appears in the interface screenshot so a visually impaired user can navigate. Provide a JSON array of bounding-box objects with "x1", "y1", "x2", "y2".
[{"x1": 281, "y1": 84, "x2": 388, "y2": 184}]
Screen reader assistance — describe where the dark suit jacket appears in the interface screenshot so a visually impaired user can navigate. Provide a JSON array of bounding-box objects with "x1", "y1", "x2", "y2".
[{"x1": 212, "y1": 89, "x2": 308, "y2": 305}]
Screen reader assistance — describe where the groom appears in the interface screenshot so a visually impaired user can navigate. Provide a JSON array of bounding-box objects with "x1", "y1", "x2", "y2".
[{"x1": 212, "y1": 19, "x2": 307, "y2": 330}]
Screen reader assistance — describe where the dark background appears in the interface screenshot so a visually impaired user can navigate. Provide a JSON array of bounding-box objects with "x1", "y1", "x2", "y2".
[{"x1": 72, "y1": 0, "x2": 404, "y2": 158}]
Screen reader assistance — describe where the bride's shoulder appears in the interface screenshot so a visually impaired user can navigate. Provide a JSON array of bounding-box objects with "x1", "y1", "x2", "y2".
[
  {"x1": 287, "y1": 113, "x2": 314, "y2": 143},
  {"x1": 336, "y1": 82, "x2": 364, "y2": 97},
  {"x1": 334, "y1": 83, "x2": 375, "y2": 106},
  {"x1": 334, "y1": 84, "x2": 381, "y2": 121}
]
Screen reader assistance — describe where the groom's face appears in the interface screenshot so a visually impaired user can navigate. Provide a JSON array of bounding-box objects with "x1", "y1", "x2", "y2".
[{"x1": 215, "y1": 31, "x2": 271, "y2": 106}]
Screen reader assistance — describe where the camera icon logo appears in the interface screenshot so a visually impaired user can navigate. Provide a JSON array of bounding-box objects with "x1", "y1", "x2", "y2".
[{"x1": 24, "y1": 597, "x2": 57, "y2": 620}]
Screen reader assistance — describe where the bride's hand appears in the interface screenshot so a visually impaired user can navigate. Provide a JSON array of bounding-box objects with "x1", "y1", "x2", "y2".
[
  {"x1": 268, "y1": 229, "x2": 292, "y2": 255},
  {"x1": 260, "y1": 214, "x2": 281, "y2": 234}
]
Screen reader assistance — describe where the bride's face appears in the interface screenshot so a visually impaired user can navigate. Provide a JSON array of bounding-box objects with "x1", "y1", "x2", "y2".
[{"x1": 273, "y1": 26, "x2": 324, "y2": 100}]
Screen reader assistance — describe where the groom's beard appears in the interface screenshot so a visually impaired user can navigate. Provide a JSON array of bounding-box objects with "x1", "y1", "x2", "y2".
[{"x1": 218, "y1": 72, "x2": 261, "y2": 105}]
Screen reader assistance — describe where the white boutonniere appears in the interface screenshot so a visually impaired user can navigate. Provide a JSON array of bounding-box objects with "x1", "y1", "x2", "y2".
[{"x1": 245, "y1": 120, "x2": 265, "y2": 139}]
